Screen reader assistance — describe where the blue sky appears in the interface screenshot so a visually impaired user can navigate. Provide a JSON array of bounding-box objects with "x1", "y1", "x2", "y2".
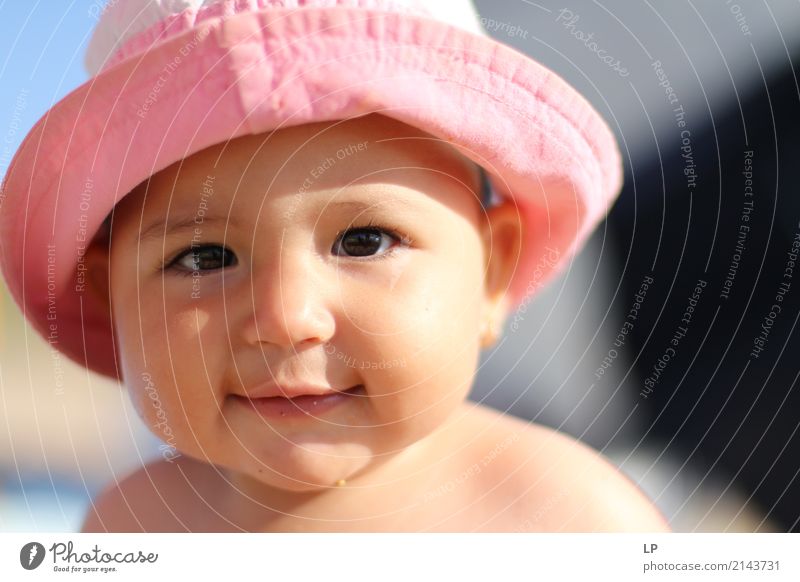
[{"x1": 0, "y1": 0, "x2": 98, "y2": 178}]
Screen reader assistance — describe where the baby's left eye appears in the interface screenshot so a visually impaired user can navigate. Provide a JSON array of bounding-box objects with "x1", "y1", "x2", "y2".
[{"x1": 332, "y1": 226, "x2": 403, "y2": 259}]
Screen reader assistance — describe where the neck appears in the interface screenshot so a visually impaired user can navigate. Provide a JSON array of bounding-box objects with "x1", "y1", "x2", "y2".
[{"x1": 220, "y1": 406, "x2": 473, "y2": 531}]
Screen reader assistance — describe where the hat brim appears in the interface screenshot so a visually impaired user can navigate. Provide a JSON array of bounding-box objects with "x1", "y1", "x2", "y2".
[{"x1": 0, "y1": 7, "x2": 622, "y2": 380}]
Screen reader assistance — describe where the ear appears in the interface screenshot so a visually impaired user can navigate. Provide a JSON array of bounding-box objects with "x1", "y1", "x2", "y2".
[
  {"x1": 82, "y1": 235, "x2": 112, "y2": 311},
  {"x1": 478, "y1": 201, "x2": 524, "y2": 348},
  {"x1": 83, "y1": 234, "x2": 128, "y2": 381}
]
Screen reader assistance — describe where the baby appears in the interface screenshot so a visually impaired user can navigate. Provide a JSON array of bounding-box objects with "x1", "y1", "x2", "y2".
[{"x1": 0, "y1": 0, "x2": 669, "y2": 532}]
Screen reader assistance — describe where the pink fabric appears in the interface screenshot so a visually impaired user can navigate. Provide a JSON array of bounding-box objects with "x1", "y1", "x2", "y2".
[
  {"x1": 0, "y1": 5, "x2": 622, "y2": 380},
  {"x1": 85, "y1": 0, "x2": 484, "y2": 75}
]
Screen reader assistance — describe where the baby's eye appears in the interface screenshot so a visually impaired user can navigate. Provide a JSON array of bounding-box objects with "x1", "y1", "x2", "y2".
[
  {"x1": 332, "y1": 225, "x2": 403, "y2": 259},
  {"x1": 168, "y1": 245, "x2": 237, "y2": 273}
]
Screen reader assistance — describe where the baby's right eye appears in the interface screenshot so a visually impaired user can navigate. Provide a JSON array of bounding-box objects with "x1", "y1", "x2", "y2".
[{"x1": 167, "y1": 245, "x2": 237, "y2": 274}]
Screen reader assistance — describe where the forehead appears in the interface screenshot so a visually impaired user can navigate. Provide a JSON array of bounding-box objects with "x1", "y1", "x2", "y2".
[{"x1": 116, "y1": 114, "x2": 483, "y2": 223}]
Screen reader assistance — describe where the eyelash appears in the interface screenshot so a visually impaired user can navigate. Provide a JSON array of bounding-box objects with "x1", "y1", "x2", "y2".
[
  {"x1": 335, "y1": 219, "x2": 414, "y2": 263},
  {"x1": 161, "y1": 219, "x2": 414, "y2": 276}
]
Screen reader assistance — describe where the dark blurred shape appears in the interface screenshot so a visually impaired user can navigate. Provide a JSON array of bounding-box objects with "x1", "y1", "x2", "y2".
[{"x1": 609, "y1": 47, "x2": 800, "y2": 532}]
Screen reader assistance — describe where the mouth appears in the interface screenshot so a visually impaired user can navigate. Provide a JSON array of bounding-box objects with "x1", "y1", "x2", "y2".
[{"x1": 232, "y1": 385, "x2": 366, "y2": 419}]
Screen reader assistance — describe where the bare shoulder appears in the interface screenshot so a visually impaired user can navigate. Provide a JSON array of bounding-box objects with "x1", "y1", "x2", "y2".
[
  {"x1": 80, "y1": 455, "x2": 228, "y2": 533},
  {"x1": 462, "y1": 404, "x2": 671, "y2": 532}
]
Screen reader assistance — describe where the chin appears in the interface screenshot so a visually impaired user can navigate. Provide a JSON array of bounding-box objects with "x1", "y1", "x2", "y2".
[
  {"x1": 236, "y1": 441, "x2": 375, "y2": 492},
  {"x1": 255, "y1": 473, "x2": 340, "y2": 493},
  {"x1": 237, "y1": 463, "x2": 357, "y2": 493}
]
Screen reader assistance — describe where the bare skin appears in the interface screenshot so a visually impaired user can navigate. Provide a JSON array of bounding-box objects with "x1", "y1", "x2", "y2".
[
  {"x1": 82, "y1": 402, "x2": 669, "y2": 532},
  {"x1": 82, "y1": 114, "x2": 670, "y2": 533}
]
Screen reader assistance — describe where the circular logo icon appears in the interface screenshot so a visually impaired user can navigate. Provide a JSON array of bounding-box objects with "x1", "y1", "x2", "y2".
[{"x1": 20, "y1": 542, "x2": 46, "y2": 570}]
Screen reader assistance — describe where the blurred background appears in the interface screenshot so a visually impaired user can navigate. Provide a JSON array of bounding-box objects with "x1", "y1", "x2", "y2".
[{"x1": 2, "y1": 0, "x2": 799, "y2": 532}]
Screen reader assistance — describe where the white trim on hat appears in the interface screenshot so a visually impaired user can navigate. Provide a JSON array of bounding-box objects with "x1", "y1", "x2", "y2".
[{"x1": 85, "y1": 0, "x2": 486, "y2": 76}]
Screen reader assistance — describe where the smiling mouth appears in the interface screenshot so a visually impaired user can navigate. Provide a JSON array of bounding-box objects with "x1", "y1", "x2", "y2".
[{"x1": 233, "y1": 385, "x2": 366, "y2": 418}]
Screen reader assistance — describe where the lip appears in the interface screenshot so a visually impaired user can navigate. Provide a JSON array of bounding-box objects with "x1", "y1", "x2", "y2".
[
  {"x1": 244, "y1": 383, "x2": 348, "y2": 399},
  {"x1": 232, "y1": 384, "x2": 366, "y2": 418}
]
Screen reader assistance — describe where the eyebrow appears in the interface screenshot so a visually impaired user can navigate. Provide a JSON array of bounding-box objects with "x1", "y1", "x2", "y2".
[
  {"x1": 136, "y1": 196, "x2": 425, "y2": 243},
  {"x1": 325, "y1": 197, "x2": 420, "y2": 213},
  {"x1": 137, "y1": 216, "x2": 236, "y2": 243}
]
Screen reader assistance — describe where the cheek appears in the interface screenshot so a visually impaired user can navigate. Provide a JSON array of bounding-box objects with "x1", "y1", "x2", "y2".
[
  {"x1": 340, "y1": 246, "x2": 485, "y2": 344},
  {"x1": 124, "y1": 376, "x2": 225, "y2": 465},
  {"x1": 121, "y1": 346, "x2": 225, "y2": 459},
  {"x1": 344, "y1": 259, "x2": 484, "y2": 427},
  {"x1": 361, "y1": 343, "x2": 478, "y2": 445},
  {"x1": 119, "y1": 281, "x2": 227, "y2": 375},
  {"x1": 114, "y1": 288, "x2": 228, "y2": 446}
]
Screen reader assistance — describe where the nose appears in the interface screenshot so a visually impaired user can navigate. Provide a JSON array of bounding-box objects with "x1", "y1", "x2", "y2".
[{"x1": 240, "y1": 249, "x2": 336, "y2": 349}]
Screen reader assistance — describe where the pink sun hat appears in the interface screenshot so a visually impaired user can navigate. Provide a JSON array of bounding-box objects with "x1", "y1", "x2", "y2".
[{"x1": 0, "y1": 0, "x2": 622, "y2": 380}]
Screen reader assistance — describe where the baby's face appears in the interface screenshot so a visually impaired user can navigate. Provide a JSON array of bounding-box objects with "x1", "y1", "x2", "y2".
[{"x1": 104, "y1": 114, "x2": 512, "y2": 491}]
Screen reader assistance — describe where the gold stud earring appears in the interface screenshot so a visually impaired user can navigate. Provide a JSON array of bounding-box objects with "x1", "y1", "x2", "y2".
[{"x1": 480, "y1": 320, "x2": 499, "y2": 348}]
